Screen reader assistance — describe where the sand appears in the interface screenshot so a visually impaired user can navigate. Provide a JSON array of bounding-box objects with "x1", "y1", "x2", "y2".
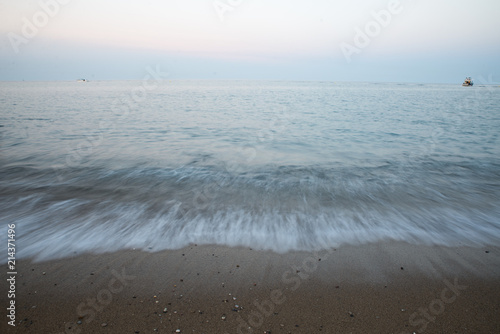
[{"x1": 2, "y1": 242, "x2": 500, "y2": 333}]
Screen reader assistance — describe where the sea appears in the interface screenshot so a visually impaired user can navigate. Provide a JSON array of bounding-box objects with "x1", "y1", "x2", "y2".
[{"x1": 1, "y1": 80, "x2": 499, "y2": 261}]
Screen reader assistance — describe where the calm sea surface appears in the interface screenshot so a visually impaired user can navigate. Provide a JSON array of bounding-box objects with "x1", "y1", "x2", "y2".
[{"x1": 1, "y1": 80, "x2": 499, "y2": 261}]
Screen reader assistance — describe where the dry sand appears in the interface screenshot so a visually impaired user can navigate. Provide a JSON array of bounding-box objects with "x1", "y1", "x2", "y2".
[{"x1": 2, "y1": 242, "x2": 500, "y2": 333}]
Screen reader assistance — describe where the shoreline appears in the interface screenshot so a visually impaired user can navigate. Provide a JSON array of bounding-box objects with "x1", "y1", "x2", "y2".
[{"x1": 3, "y1": 242, "x2": 500, "y2": 333}]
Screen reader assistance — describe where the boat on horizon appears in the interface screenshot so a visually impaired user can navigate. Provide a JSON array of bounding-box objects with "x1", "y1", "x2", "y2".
[
  {"x1": 76, "y1": 78, "x2": 88, "y2": 82},
  {"x1": 462, "y1": 77, "x2": 473, "y2": 86}
]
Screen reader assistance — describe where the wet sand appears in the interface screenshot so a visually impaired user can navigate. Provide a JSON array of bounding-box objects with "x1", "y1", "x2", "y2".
[{"x1": 3, "y1": 242, "x2": 500, "y2": 333}]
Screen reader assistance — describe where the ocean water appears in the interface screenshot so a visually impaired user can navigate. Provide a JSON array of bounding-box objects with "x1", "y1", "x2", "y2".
[{"x1": 1, "y1": 80, "x2": 499, "y2": 261}]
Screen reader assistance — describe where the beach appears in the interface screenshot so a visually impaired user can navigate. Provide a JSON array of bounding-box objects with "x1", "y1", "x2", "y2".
[
  {"x1": 1, "y1": 81, "x2": 500, "y2": 333},
  {"x1": 4, "y1": 242, "x2": 500, "y2": 334},
  {"x1": 2, "y1": 0, "x2": 500, "y2": 331}
]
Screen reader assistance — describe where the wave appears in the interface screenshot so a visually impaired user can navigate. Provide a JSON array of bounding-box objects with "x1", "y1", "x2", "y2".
[{"x1": 1, "y1": 159, "x2": 499, "y2": 261}]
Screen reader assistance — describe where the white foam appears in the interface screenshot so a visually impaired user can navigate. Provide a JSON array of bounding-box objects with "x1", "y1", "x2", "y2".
[{"x1": 3, "y1": 196, "x2": 500, "y2": 262}]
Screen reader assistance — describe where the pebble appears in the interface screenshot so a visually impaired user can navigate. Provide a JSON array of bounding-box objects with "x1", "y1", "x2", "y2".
[
  {"x1": 163, "y1": 308, "x2": 168, "y2": 313},
  {"x1": 77, "y1": 321, "x2": 82, "y2": 325},
  {"x1": 176, "y1": 330, "x2": 181, "y2": 333},
  {"x1": 101, "y1": 323, "x2": 107, "y2": 327}
]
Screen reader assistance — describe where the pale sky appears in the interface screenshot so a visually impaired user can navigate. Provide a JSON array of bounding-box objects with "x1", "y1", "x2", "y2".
[{"x1": 0, "y1": 0, "x2": 499, "y2": 83}]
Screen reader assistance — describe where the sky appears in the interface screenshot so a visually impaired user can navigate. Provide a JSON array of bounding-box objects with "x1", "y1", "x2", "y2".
[{"x1": 0, "y1": 0, "x2": 499, "y2": 83}]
